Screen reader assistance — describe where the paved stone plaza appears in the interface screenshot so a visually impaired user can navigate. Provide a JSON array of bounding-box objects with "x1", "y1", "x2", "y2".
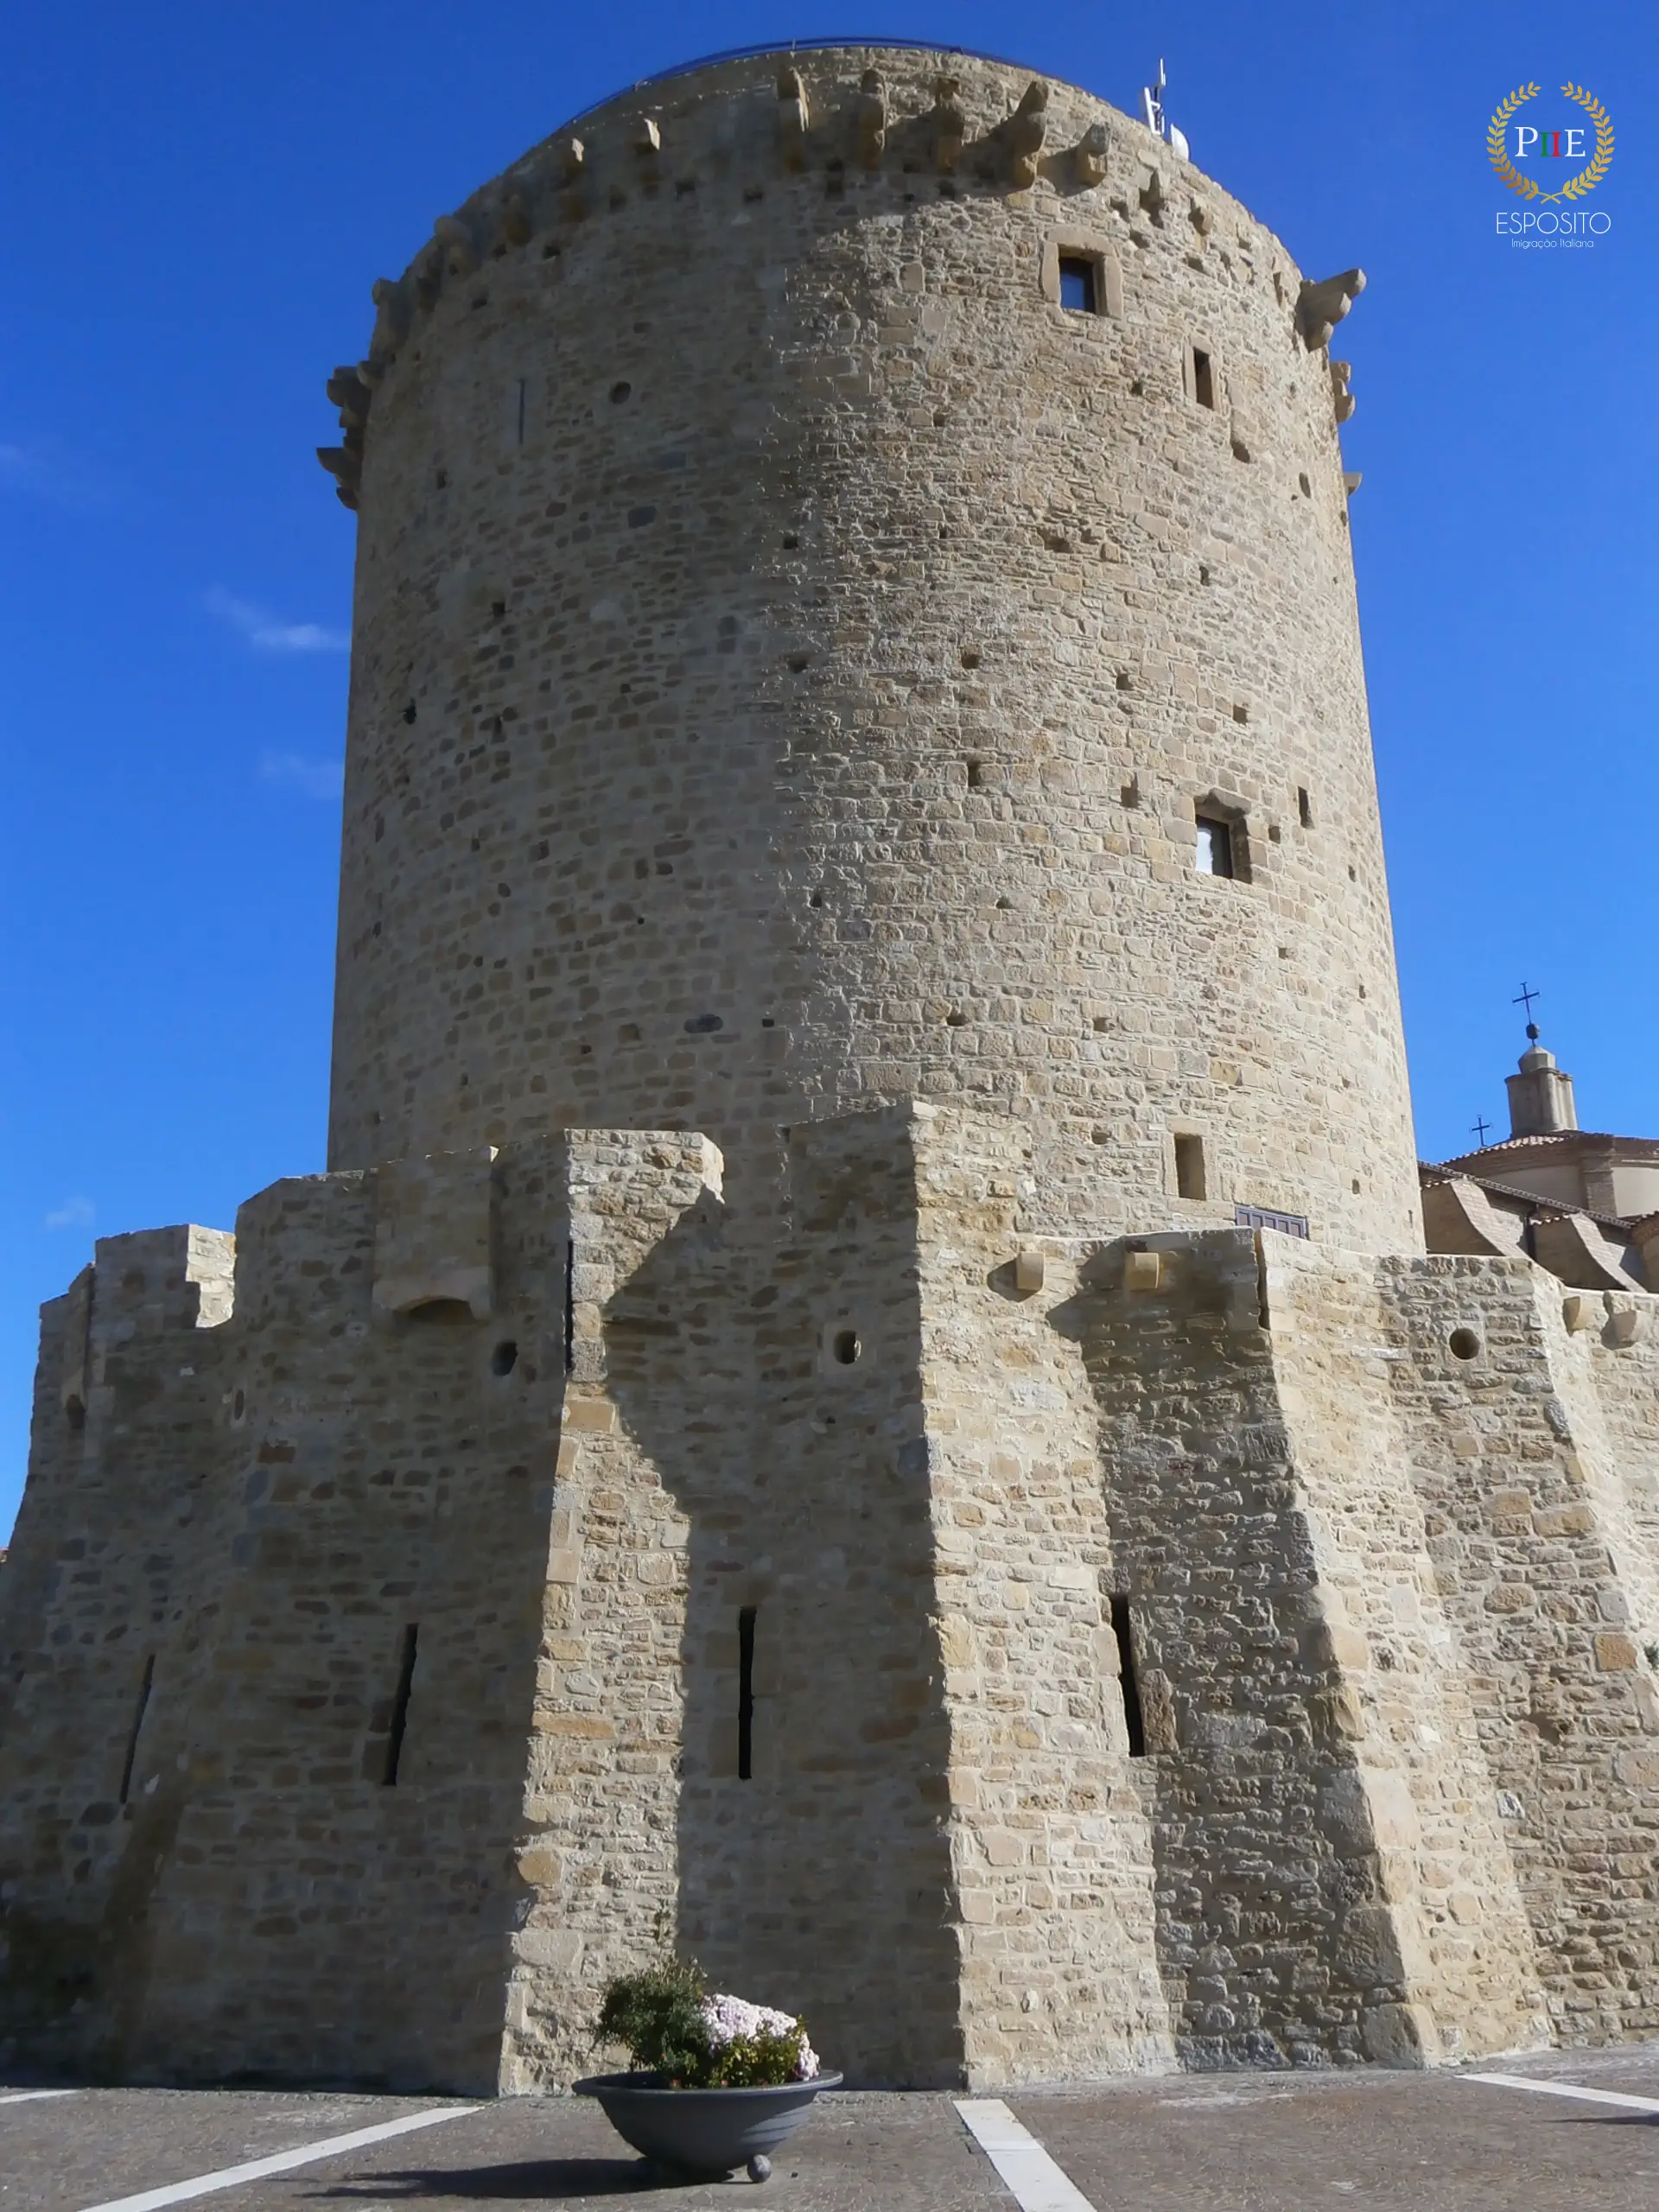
[{"x1": 4, "y1": 2047, "x2": 1659, "y2": 2212}]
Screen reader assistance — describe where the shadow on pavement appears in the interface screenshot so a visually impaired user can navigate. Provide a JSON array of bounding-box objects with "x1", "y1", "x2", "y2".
[{"x1": 309, "y1": 2159, "x2": 709, "y2": 2200}]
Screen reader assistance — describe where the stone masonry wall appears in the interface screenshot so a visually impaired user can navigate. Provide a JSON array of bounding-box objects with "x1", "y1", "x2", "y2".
[
  {"x1": 326, "y1": 44, "x2": 1420, "y2": 1253},
  {"x1": 1073, "y1": 1228, "x2": 1548, "y2": 2066},
  {"x1": 909, "y1": 1107, "x2": 1173, "y2": 2082},
  {"x1": 1375, "y1": 1256, "x2": 1659, "y2": 2045},
  {"x1": 6, "y1": 1122, "x2": 1658, "y2": 2091},
  {"x1": 0, "y1": 1160, "x2": 563, "y2": 2092}
]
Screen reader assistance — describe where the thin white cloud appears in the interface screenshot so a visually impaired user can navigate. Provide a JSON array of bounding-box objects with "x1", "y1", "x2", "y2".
[
  {"x1": 45, "y1": 1195, "x2": 95, "y2": 1232},
  {"x1": 260, "y1": 750, "x2": 345, "y2": 801},
  {"x1": 0, "y1": 437, "x2": 111, "y2": 512},
  {"x1": 207, "y1": 586, "x2": 348, "y2": 655}
]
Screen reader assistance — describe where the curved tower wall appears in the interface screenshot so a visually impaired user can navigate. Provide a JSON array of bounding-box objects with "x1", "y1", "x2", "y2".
[{"x1": 327, "y1": 45, "x2": 1421, "y2": 1249}]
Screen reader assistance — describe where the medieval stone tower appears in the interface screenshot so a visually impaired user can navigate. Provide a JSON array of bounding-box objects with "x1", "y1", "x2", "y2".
[
  {"x1": 5, "y1": 43, "x2": 1659, "y2": 2100},
  {"x1": 321, "y1": 44, "x2": 1415, "y2": 1249}
]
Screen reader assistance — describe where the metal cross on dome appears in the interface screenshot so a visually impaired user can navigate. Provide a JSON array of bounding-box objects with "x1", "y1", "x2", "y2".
[{"x1": 1512, "y1": 980, "x2": 1541, "y2": 1025}]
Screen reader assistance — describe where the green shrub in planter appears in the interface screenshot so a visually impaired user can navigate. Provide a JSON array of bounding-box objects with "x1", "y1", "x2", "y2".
[{"x1": 596, "y1": 1957, "x2": 820, "y2": 2088}]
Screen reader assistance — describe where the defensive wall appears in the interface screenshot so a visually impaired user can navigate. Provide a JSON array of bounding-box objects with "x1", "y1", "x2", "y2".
[{"x1": 4, "y1": 1111, "x2": 1659, "y2": 2088}]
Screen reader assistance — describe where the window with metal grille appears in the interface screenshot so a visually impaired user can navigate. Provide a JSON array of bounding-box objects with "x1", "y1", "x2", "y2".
[{"x1": 1235, "y1": 1203, "x2": 1310, "y2": 1239}]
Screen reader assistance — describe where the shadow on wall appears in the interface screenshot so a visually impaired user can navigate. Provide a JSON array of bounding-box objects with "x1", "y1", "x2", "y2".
[{"x1": 601, "y1": 1125, "x2": 965, "y2": 2088}]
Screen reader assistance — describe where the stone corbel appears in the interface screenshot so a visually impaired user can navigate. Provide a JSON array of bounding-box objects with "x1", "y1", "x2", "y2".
[
  {"x1": 364, "y1": 277, "x2": 409, "y2": 378},
  {"x1": 1297, "y1": 267, "x2": 1366, "y2": 350},
  {"x1": 1000, "y1": 79, "x2": 1049, "y2": 188},
  {"x1": 494, "y1": 188, "x2": 533, "y2": 250},
  {"x1": 1330, "y1": 359, "x2": 1357, "y2": 423},
  {"x1": 633, "y1": 116, "x2": 661, "y2": 158},
  {"x1": 778, "y1": 67, "x2": 810, "y2": 168},
  {"x1": 327, "y1": 365, "x2": 372, "y2": 431},
  {"x1": 933, "y1": 75, "x2": 965, "y2": 174},
  {"x1": 433, "y1": 214, "x2": 477, "y2": 277},
  {"x1": 316, "y1": 444, "x2": 361, "y2": 510},
  {"x1": 1074, "y1": 122, "x2": 1109, "y2": 188},
  {"x1": 854, "y1": 69, "x2": 887, "y2": 169},
  {"x1": 1138, "y1": 166, "x2": 1166, "y2": 223},
  {"x1": 558, "y1": 135, "x2": 586, "y2": 181},
  {"x1": 410, "y1": 238, "x2": 445, "y2": 314}
]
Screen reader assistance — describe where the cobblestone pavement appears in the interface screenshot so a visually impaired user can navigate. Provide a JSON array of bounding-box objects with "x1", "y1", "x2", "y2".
[{"x1": 3, "y1": 2044, "x2": 1658, "y2": 2212}]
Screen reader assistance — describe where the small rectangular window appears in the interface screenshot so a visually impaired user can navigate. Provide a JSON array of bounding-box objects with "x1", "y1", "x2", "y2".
[
  {"x1": 1298, "y1": 786, "x2": 1313, "y2": 829},
  {"x1": 1058, "y1": 254, "x2": 1098, "y2": 314},
  {"x1": 737, "y1": 1606, "x2": 757, "y2": 1781},
  {"x1": 1174, "y1": 1133, "x2": 1207, "y2": 1200},
  {"x1": 1192, "y1": 347, "x2": 1216, "y2": 409},
  {"x1": 1195, "y1": 815, "x2": 1234, "y2": 878}
]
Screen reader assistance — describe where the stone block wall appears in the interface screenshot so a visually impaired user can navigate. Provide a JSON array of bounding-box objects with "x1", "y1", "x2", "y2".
[
  {"x1": 1374, "y1": 1255, "x2": 1659, "y2": 2044},
  {"x1": 5, "y1": 1112, "x2": 1659, "y2": 2091}
]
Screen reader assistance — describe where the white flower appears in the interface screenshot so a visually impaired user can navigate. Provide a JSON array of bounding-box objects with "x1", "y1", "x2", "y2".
[{"x1": 700, "y1": 1993, "x2": 821, "y2": 2080}]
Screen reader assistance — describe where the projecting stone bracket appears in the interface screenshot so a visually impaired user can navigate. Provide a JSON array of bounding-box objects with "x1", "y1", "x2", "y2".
[
  {"x1": 997, "y1": 80, "x2": 1049, "y2": 188},
  {"x1": 1072, "y1": 122, "x2": 1109, "y2": 188},
  {"x1": 853, "y1": 69, "x2": 886, "y2": 168},
  {"x1": 932, "y1": 75, "x2": 965, "y2": 174},
  {"x1": 1297, "y1": 267, "x2": 1366, "y2": 350},
  {"x1": 777, "y1": 67, "x2": 810, "y2": 168}
]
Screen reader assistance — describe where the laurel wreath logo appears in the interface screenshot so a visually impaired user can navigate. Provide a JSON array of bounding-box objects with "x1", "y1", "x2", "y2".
[{"x1": 1488, "y1": 81, "x2": 1614, "y2": 203}]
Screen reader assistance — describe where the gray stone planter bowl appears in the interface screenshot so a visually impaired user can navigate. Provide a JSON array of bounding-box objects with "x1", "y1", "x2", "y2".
[{"x1": 574, "y1": 2069, "x2": 842, "y2": 2181}]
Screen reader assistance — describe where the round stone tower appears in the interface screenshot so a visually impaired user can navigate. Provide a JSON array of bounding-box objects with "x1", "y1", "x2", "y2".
[{"x1": 322, "y1": 41, "x2": 1421, "y2": 1249}]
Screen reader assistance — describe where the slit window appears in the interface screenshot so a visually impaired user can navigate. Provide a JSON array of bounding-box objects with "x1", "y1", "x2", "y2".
[
  {"x1": 1195, "y1": 815, "x2": 1235, "y2": 878},
  {"x1": 383, "y1": 1624, "x2": 418, "y2": 1787},
  {"x1": 737, "y1": 1606, "x2": 757, "y2": 1781},
  {"x1": 1192, "y1": 347, "x2": 1216, "y2": 409},
  {"x1": 118, "y1": 1654, "x2": 155, "y2": 1804},
  {"x1": 1058, "y1": 254, "x2": 1098, "y2": 314},
  {"x1": 1298, "y1": 786, "x2": 1313, "y2": 829},
  {"x1": 1109, "y1": 1595, "x2": 1147, "y2": 1758},
  {"x1": 1174, "y1": 1133, "x2": 1207, "y2": 1201}
]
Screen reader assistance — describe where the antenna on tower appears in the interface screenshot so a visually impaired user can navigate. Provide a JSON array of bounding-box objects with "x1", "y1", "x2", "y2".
[{"x1": 1140, "y1": 59, "x2": 1189, "y2": 161}]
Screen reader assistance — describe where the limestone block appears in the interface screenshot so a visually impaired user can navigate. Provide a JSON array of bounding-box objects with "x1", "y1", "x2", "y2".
[{"x1": 372, "y1": 1147, "x2": 497, "y2": 1318}]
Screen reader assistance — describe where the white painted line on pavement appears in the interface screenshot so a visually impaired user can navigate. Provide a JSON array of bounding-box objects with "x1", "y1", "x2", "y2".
[
  {"x1": 77, "y1": 2106, "x2": 480, "y2": 2212},
  {"x1": 955, "y1": 2099, "x2": 1100, "y2": 2212},
  {"x1": 0, "y1": 2089, "x2": 81, "y2": 2106},
  {"x1": 1463, "y1": 2070, "x2": 1659, "y2": 2116}
]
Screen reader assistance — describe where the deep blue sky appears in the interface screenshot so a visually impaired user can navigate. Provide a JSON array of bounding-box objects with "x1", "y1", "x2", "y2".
[{"x1": 3, "y1": 2, "x2": 1653, "y2": 1534}]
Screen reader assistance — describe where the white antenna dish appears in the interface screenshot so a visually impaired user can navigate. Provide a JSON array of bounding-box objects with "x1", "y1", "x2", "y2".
[{"x1": 1168, "y1": 125, "x2": 1190, "y2": 161}]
